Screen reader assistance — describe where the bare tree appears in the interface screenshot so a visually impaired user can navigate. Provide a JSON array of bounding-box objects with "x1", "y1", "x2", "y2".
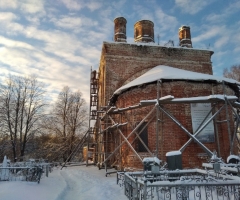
[
  {"x1": 0, "y1": 75, "x2": 46, "y2": 162},
  {"x1": 42, "y1": 86, "x2": 87, "y2": 162},
  {"x1": 223, "y1": 64, "x2": 240, "y2": 81}
]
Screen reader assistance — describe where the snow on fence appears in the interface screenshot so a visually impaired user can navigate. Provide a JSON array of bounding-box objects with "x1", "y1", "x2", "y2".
[
  {"x1": 117, "y1": 169, "x2": 240, "y2": 200},
  {"x1": 0, "y1": 159, "x2": 52, "y2": 183},
  {"x1": 0, "y1": 166, "x2": 43, "y2": 183}
]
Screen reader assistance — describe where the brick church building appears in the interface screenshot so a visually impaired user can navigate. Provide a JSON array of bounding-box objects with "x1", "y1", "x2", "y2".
[{"x1": 90, "y1": 17, "x2": 240, "y2": 170}]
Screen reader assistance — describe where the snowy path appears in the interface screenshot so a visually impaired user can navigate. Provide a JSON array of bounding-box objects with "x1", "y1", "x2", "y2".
[{"x1": 0, "y1": 166, "x2": 127, "y2": 200}]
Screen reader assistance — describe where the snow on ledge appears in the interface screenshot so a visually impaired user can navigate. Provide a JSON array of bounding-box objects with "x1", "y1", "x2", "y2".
[
  {"x1": 140, "y1": 94, "x2": 238, "y2": 105},
  {"x1": 227, "y1": 155, "x2": 240, "y2": 163},
  {"x1": 166, "y1": 151, "x2": 182, "y2": 156},
  {"x1": 142, "y1": 157, "x2": 161, "y2": 165},
  {"x1": 159, "y1": 95, "x2": 174, "y2": 101},
  {"x1": 170, "y1": 95, "x2": 238, "y2": 102},
  {"x1": 103, "y1": 41, "x2": 213, "y2": 51}
]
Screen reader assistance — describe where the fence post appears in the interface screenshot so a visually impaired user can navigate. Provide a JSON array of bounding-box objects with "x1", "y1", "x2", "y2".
[
  {"x1": 124, "y1": 174, "x2": 127, "y2": 197},
  {"x1": 46, "y1": 165, "x2": 49, "y2": 177},
  {"x1": 135, "y1": 178, "x2": 139, "y2": 200},
  {"x1": 143, "y1": 178, "x2": 147, "y2": 200}
]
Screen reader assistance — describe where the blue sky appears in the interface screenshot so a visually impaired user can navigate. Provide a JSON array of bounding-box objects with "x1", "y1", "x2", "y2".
[{"x1": 0, "y1": 0, "x2": 240, "y2": 104}]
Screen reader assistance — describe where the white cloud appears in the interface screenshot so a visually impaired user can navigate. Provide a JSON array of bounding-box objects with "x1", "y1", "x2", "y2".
[
  {"x1": 1, "y1": 14, "x2": 101, "y2": 65},
  {"x1": 86, "y1": 2, "x2": 102, "y2": 12},
  {"x1": 19, "y1": 0, "x2": 45, "y2": 14},
  {"x1": 60, "y1": 0, "x2": 83, "y2": 11},
  {"x1": 175, "y1": 0, "x2": 214, "y2": 15},
  {"x1": 5, "y1": 23, "x2": 25, "y2": 35},
  {"x1": 234, "y1": 31, "x2": 240, "y2": 43},
  {"x1": 211, "y1": 50, "x2": 230, "y2": 74},
  {"x1": 192, "y1": 26, "x2": 223, "y2": 43},
  {"x1": 226, "y1": 1, "x2": 240, "y2": 13},
  {"x1": 80, "y1": 46, "x2": 100, "y2": 59},
  {"x1": 214, "y1": 36, "x2": 229, "y2": 49},
  {"x1": 0, "y1": 1, "x2": 45, "y2": 29},
  {"x1": 98, "y1": 5, "x2": 114, "y2": 19},
  {"x1": 50, "y1": 15, "x2": 98, "y2": 31},
  {"x1": 232, "y1": 28, "x2": 240, "y2": 53},
  {"x1": 30, "y1": 52, "x2": 91, "y2": 103},
  {"x1": 51, "y1": 16, "x2": 82, "y2": 29},
  {"x1": 59, "y1": 0, "x2": 102, "y2": 12},
  {"x1": 0, "y1": 0, "x2": 18, "y2": 9},
  {"x1": 0, "y1": 45, "x2": 91, "y2": 103},
  {"x1": 131, "y1": 4, "x2": 178, "y2": 41},
  {"x1": 0, "y1": 10, "x2": 102, "y2": 103},
  {"x1": 0, "y1": 15, "x2": 95, "y2": 103},
  {"x1": 112, "y1": 0, "x2": 127, "y2": 9},
  {"x1": 0, "y1": 36, "x2": 34, "y2": 50},
  {"x1": 0, "y1": 12, "x2": 18, "y2": 21},
  {"x1": 205, "y1": 13, "x2": 225, "y2": 23},
  {"x1": 132, "y1": 4, "x2": 154, "y2": 21},
  {"x1": 213, "y1": 50, "x2": 229, "y2": 61},
  {"x1": 233, "y1": 46, "x2": 240, "y2": 53},
  {"x1": 0, "y1": 47, "x2": 33, "y2": 69},
  {"x1": 155, "y1": 8, "x2": 178, "y2": 32},
  {"x1": 25, "y1": 16, "x2": 41, "y2": 26},
  {"x1": 205, "y1": 2, "x2": 240, "y2": 24},
  {"x1": 0, "y1": 12, "x2": 25, "y2": 36},
  {"x1": 22, "y1": 26, "x2": 80, "y2": 49}
]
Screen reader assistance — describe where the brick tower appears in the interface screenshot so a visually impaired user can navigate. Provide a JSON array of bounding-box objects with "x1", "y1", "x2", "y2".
[
  {"x1": 179, "y1": 25, "x2": 192, "y2": 48},
  {"x1": 114, "y1": 17, "x2": 127, "y2": 42},
  {"x1": 134, "y1": 20, "x2": 154, "y2": 43}
]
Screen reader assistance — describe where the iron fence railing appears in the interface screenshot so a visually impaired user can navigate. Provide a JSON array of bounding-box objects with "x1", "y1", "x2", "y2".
[
  {"x1": 117, "y1": 169, "x2": 240, "y2": 200},
  {"x1": 0, "y1": 162, "x2": 52, "y2": 183},
  {"x1": 0, "y1": 166, "x2": 42, "y2": 183}
]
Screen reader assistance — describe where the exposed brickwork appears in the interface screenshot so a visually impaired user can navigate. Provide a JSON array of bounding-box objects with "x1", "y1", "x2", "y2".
[
  {"x1": 97, "y1": 41, "x2": 237, "y2": 170},
  {"x1": 179, "y1": 26, "x2": 192, "y2": 48},
  {"x1": 134, "y1": 20, "x2": 154, "y2": 43},
  {"x1": 98, "y1": 42, "x2": 213, "y2": 106},
  {"x1": 115, "y1": 82, "x2": 236, "y2": 169},
  {"x1": 114, "y1": 17, "x2": 127, "y2": 42}
]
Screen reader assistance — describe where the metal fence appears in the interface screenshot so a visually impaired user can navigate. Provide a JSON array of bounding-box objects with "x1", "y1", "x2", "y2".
[
  {"x1": 0, "y1": 161, "x2": 52, "y2": 183},
  {"x1": 117, "y1": 169, "x2": 240, "y2": 200}
]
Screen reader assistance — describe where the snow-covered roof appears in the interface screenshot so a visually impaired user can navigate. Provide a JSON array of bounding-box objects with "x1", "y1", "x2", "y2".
[{"x1": 110, "y1": 65, "x2": 240, "y2": 103}]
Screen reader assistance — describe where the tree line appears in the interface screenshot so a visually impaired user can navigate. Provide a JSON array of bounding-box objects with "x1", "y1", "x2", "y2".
[
  {"x1": 223, "y1": 64, "x2": 240, "y2": 82},
  {"x1": 0, "y1": 75, "x2": 88, "y2": 162}
]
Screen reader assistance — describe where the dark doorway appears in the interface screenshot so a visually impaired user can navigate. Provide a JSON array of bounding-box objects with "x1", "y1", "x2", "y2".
[{"x1": 137, "y1": 122, "x2": 148, "y2": 152}]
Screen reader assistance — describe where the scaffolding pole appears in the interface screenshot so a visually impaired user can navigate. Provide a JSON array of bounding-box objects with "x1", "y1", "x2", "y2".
[{"x1": 102, "y1": 105, "x2": 157, "y2": 164}]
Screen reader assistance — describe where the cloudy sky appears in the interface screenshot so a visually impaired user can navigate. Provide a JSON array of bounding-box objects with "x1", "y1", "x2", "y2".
[{"x1": 0, "y1": 0, "x2": 240, "y2": 105}]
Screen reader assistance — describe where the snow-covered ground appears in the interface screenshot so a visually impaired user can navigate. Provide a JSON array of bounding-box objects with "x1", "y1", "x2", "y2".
[{"x1": 0, "y1": 165, "x2": 127, "y2": 200}]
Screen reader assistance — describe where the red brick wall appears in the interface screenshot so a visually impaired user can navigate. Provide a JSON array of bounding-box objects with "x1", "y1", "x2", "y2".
[
  {"x1": 115, "y1": 81, "x2": 236, "y2": 169},
  {"x1": 98, "y1": 42, "x2": 213, "y2": 107}
]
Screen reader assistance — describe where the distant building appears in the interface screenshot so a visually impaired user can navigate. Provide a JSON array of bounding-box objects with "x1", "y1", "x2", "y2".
[{"x1": 90, "y1": 17, "x2": 240, "y2": 170}]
